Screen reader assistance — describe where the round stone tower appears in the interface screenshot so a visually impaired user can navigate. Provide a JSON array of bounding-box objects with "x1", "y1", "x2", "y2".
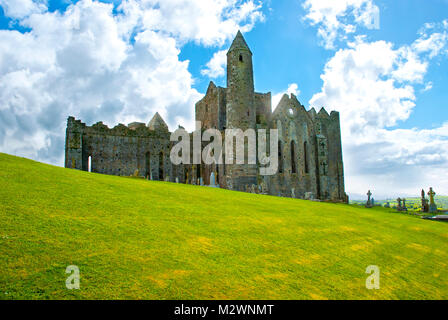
[
  {"x1": 226, "y1": 30, "x2": 255, "y2": 130},
  {"x1": 225, "y1": 31, "x2": 258, "y2": 190}
]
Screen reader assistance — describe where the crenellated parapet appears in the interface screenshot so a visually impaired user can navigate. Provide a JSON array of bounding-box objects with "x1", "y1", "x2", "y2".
[{"x1": 67, "y1": 117, "x2": 171, "y2": 139}]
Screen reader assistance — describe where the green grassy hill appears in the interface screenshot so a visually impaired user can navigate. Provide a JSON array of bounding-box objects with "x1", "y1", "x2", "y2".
[{"x1": 0, "y1": 153, "x2": 447, "y2": 300}]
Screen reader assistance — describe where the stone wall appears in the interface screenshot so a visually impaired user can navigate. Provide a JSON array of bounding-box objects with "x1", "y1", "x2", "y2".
[{"x1": 65, "y1": 117, "x2": 174, "y2": 181}]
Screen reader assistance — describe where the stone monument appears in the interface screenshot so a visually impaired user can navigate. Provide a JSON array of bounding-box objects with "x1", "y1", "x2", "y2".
[
  {"x1": 365, "y1": 190, "x2": 373, "y2": 208},
  {"x1": 250, "y1": 184, "x2": 256, "y2": 194},
  {"x1": 402, "y1": 198, "x2": 408, "y2": 211},
  {"x1": 304, "y1": 192, "x2": 314, "y2": 200},
  {"x1": 209, "y1": 171, "x2": 218, "y2": 188},
  {"x1": 397, "y1": 197, "x2": 402, "y2": 211},
  {"x1": 428, "y1": 187, "x2": 437, "y2": 213},
  {"x1": 261, "y1": 180, "x2": 268, "y2": 194},
  {"x1": 421, "y1": 189, "x2": 429, "y2": 212}
]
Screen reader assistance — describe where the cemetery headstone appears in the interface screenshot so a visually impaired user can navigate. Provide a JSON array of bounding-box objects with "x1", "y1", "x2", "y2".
[
  {"x1": 366, "y1": 190, "x2": 373, "y2": 208},
  {"x1": 428, "y1": 187, "x2": 437, "y2": 213},
  {"x1": 397, "y1": 197, "x2": 402, "y2": 211},
  {"x1": 402, "y1": 198, "x2": 408, "y2": 211}
]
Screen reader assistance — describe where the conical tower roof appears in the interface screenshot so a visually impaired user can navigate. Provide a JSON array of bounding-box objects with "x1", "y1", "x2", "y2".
[
  {"x1": 228, "y1": 30, "x2": 252, "y2": 55},
  {"x1": 147, "y1": 112, "x2": 168, "y2": 131}
]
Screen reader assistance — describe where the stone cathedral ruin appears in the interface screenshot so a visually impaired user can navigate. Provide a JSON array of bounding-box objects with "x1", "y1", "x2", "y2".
[{"x1": 65, "y1": 31, "x2": 347, "y2": 202}]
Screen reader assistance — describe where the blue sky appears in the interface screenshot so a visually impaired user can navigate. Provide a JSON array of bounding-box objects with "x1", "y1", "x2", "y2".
[
  {"x1": 0, "y1": 0, "x2": 447, "y2": 199},
  {"x1": 180, "y1": 0, "x2": 448, "y2": 130}
]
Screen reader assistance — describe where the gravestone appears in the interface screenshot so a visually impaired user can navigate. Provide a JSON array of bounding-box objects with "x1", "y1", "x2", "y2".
[
  {"x1": 365, "y1": 190, "x2": 373, "y2": 208},
  {"x1": 291, "y1": 188, "x2": 295, "y2": 198},
  {"x1": 402, "y1": 198, "x2": 408, "y2": 211},
  {"x1": 421, "y1": 189, "x2": 429, "y2": 212},
  {"x1": 305, "y1": 192, "x2": 314, "y2": 200},
  {"x1": 200, "y1": 177, "x2": 204, "y2": 186},
  {"x1": 371, "y1": 198, "x2": 375, "y2": 206},
  {"x1": 261, "y1": 181, "x2": 268, "y2": 194},
  {"x1": 175, "y1": 177, "x2": 179, "y2": 183},
  {"x1": 384, "y1": 201, "x2": 390, "y2": 208},
  {"x1": 251, "y1": 184, "x2": 256, "y2": 194},
  {"x1": 209, "y1": 172, "x2": 218, "y2": 188},
  {"x1": 428, "y1": 187, "x2": 437, "y2": 213},
  {"x1": 397, "y1": 197, "x2": 402, "y2": 211}
]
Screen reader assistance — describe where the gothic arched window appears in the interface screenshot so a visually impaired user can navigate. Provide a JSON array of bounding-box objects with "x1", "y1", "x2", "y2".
[
  {"x1": 159, "y1": 152, "x2": 164, "y2": 181},
  {"x1": 291, "y1": 141, "x2": 297, "y2": 174},
  {"x1": 278, "y1": 141, "x2": 283, "y2": 174},
  {"x1": 145, "y1": 151, "x2": 151, "y2": 178},
  {"x1": 304, "y1": 141, "x2": 309, "y2": 174}
]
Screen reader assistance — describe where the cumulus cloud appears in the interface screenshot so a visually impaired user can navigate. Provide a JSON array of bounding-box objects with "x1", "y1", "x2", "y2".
[
  {"x1": 303, "y1": 0, "x2": 380, "y2": 49},
  {"x1": 413, "y1": 21, "x2": 448, "y2": 58},
  {"x1": 0, "y1": 0, "x2": 47, "y2": 19},
  {"x1": 0, "y1": 0, "x2": 264, "y2": 166},
  {"x1": 272, "y1": 83, "x2": 300, "y2": 110},
  {"x1": 119, "y1": 0, "x2": 264, "y2": 46},
  {"x1": 309, "y1": 25, "x2": 448, "y2": 198},
  {"x1": 302, "y1": 1, "x2": 448, "y2": 197},
  {"x1": 201, "y1": 49, "x2": 227, "y2": 78}
]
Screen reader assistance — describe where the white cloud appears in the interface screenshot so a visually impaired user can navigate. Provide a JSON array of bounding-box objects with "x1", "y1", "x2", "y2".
[
  {"x1": 0, "y1": 0, "x2": 264, "y2": 165},
  {"x1": 309, "y1": 28, "x2": 448, "y2": 198},
  {"x1": 303, "y1": 0, "x2": 380, "y2": 49},
  {"x1": 118, "y1": 0, "x2": 264, "y2": 47},
  {"x1": 413, "y1": 20, "x2": 448, "y2": 58},
  {"x1": 201, "y1": 49, "x2": 227, "y2": 78},
  {"x1": 422, "y1": 81, "x2": 433, "y2": 92},
  {"x1": 272, "y1": 83, "x2": 300, "y2": 109},
  {"x1": 0, "y1": 0, "x2": 47, "y2": 19},
  {"x1": 303, "y1": 3, "x2": 448, "y2": 197}
]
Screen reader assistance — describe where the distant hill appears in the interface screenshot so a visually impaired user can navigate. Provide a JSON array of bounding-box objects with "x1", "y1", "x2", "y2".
[{"x1": 0, "y1": 153, "x2": 447, "y2": 299}]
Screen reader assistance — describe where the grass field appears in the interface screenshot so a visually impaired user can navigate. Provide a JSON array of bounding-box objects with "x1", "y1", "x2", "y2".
[{"x1": 0, "y1": 152, "x2": 447, "y2": 300}]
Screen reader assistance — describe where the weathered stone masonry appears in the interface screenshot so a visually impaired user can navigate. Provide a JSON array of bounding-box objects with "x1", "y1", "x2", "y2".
[{"x1": 65, "y1": 31, "x2": 347, "y2": 202}]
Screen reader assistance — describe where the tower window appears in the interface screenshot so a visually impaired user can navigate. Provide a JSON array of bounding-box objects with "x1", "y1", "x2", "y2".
[{"x1": 239, "y1": 54, "x2": 243, "y2": 62}]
